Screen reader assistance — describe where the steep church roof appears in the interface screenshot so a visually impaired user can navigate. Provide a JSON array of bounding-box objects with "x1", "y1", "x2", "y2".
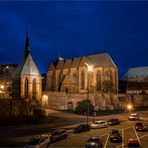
[
  {"x1": 87, "y1": 53, "x2": 117, "y2": 68},
  {"x1": 122, "y1": 66, "x2": 148, "y2": 80},
  {"x1": 12, "y1": 33, "x2": 41, "y2": 78}
]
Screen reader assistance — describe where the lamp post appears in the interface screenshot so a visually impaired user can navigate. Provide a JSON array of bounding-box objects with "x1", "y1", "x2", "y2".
[{"x1": 85, "y1": 63, "x2": 93, "y2": 125}]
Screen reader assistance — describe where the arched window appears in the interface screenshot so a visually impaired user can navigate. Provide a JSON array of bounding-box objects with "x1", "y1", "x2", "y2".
[
  {"x1": 81, "y1": 70, "x2": 85, "y2": 89},
  {"x1": 105, "y1": 71, "x2": 109, "y2": 81},
  {"x1": 32, "y1": 78, "x2": 36, "y2": 99},
  {"x1": 110, "y1": 70, "x2": 113, "y2": 83},
  {"x1": 50, "y1": 73, "x2": 54, "y2": 90},
  {"x1": 67, "y1": 102, "x2": 74, "y2": 110},
  {"x1": 96, "y1": 70, "x2": 101, "y2": 90},
  {"x1": 24, "y1": 78, "x2": 28, "y2": 98}
]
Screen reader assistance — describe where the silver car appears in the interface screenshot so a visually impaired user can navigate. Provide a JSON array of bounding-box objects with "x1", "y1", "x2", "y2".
[
  {"x1": 24, "y1": 134, "x2": 50, "y2": 148},
  {"x1": 91, "y1": 120, "x2": 108, "y2": 129}
]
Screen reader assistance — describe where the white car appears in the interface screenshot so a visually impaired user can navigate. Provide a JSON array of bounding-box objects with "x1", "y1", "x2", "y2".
[
  {"x1": 24, "y1": 134, "x2": 50, "y2": 148},
  {"x1": 91, "y1": 120, "x2": 108, "y2": 129},
  {"x1": 128, "y1": 113, "x2": 139, "y2": 121}
]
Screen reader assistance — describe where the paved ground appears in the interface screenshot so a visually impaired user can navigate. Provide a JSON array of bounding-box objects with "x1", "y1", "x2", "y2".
[
  {"x1": 0, "y1": 109, "x2": 147, "y2": 147},
  {"x1": 50, "y1": 119, "x2": 148, "y2": 148}
]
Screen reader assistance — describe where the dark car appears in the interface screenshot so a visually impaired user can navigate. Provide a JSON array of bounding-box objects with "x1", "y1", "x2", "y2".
[
  {"x1": 86, "y1": 136, "x2": 103, "y2": 148},
  {"x1": 126, "y1": 139, "x2": 141, "y2": 148},
  {"x1": 135, "y1": 122, "x2": 147, "y2": 131},
  {"x1": 73, "y1": 124, "x2": 90, "y2": 133},
  {"x1": 50, "y1": 129, "x2": 68, "y2": 143},
  {"x1": 108, "y1": 119, "x2": 120, "y2": 125},
  {"x1": 109, "y1": 130, "x2": 122, "y2": 143}
]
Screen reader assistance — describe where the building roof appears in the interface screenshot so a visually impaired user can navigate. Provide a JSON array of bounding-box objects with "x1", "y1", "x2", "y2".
[
  {"x1": 122, "y1": 66, "x2": 148, "y2": 80},
  {"x1": 12, "y1": 33, "x2": 41, "y2": 78},
  {"x1": 49, "y1": 53, "x2": 117, "y2": 70},
  {"x1": 12, "y1": 53, "x2": 41, "y2": 78},
  {"x1": 87, "y1": 53, "x2": 117, "y2": 68}
]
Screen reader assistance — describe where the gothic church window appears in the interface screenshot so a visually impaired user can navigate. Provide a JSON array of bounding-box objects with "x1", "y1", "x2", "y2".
[
  {"x1": 24, "y1": 78, "x2": 28, "y2": 98},
  {"x1": 32, "y1": 78, "x2": 36, "y2": 99},
  {"x1": 96, "y1": 70, "x2": 101, "y2": 90},
  {"x1": 81, "y1": 70, "x2": 85, "y2": 89}
]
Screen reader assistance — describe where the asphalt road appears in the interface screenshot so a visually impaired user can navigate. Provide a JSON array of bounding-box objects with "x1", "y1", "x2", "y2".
[{"x1": 0, "y1": 110, "x2": 147, "y2": 147}]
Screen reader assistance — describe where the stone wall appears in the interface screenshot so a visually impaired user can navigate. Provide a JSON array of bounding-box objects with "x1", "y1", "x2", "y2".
[
  {"x1": 0, "y1": 98, "x2": 28, "y2": 117},
  {"x1": 44, "y1": 91, "x2": 120, "y2": 110},
  {"x1": 44, "y1": 91, "x2": 148, "y2": 110}
]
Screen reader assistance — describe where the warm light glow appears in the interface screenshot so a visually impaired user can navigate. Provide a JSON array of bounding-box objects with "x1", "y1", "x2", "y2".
[
  {"x1": 0, "y1": 85, "x2": 4, "y2": 90},
  {"x1": 85, "y1": 63, "x2": 93, "y2": 72},
  {"x1": 43, "y1": 95, "x2": 48, "y2": 100},
  {"x1": 127, "y1": 104, "x2": 132, "y2": 110}
]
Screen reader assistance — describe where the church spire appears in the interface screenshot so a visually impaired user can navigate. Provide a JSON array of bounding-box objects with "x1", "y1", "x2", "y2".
[{"x1": 25, "y1": 32, "x2": 30, "y2": 57}]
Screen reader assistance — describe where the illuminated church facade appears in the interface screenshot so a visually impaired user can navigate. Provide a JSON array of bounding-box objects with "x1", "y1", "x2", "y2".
[{"x1": 46, "y1": 53, "x2": 118, "y2": 94}]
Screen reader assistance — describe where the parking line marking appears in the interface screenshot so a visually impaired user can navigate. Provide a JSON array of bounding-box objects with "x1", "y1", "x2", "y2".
[
  {"x1": 133, "y1": 126, "x2": 142, "y2": 146},
  {"x1": 103, "y1": 133, "x2": 109, "y2": 148},
  {"x1": 100, "y1": 133, "x2": 109, "y2": 137},
  {"x1": 139, "y1": 133, "x2": 148, "y2": 139}
]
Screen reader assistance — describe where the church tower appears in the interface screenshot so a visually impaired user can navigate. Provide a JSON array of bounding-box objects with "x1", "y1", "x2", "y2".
[{"x1": 12, "y1": 33, "x2": 42, "y2": 101}]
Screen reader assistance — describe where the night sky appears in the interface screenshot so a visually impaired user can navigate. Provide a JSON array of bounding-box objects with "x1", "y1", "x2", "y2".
[{"x1": 0, "y1": 1, "x2": 148, "y2": 78}]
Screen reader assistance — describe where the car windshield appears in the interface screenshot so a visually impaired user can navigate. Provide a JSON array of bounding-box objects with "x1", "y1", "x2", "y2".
[
  {"x1": 89, "y1": 138, "x2": 99, "y2": 143},
  {"x1": 94, "y1": 122, "x2": 99, "y2": 124},
  {"x1": 51, "y1": 131, "x2": 59, "y2": 135},
  {"x1": 128, "y1": 143, "x2": 140, "y2": 147},
  {"x1": 112, "y1": 130, "x2": 119, "y2": 134},
  {"x1": 136, "y1": 123, "x2": 143, "y2": 126},
  {"x1": 28, "y1": 137, "x2": 40, "y2": 145},
  {"x1": 131, "y1": 114, "x2": 138, "y2": 117}
]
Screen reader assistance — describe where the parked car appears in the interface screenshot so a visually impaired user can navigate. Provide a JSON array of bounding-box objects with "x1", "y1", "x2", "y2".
[
  {"x1": 24, "y1": 134, "x2": 50, "y2": 148},
  {"x1": 109, "y1": 130, "x2": 122, "y2": 143},
  {"x1": 108, "y1": 119, "x2": 120, "y2": 125},
  {"x1": 91, "y1": 120, "x2": 108, "y2": 129},
  {"x1": 73, "y1": 124, "x2": 90, "y2": 133},
  {"x1": 126, "y1": 139, "x2": 141, "y2": 148},
  {"x1": 50, "y1": 129, "x2": 68, "y2": 143},
  {"x1": 86, "y1": 136, "x2": 103, "y2": 148},
  {"x1": 128, "y1": 113, "x2": 139, "y2": 121},
  {"x1": 135, "y1": 122, "x2": 147, "y2": 131}
]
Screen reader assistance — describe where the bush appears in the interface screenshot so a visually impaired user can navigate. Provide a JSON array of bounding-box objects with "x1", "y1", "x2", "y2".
[
  {"x1": 75, "y1": 99, "x2": 94, "y2": 115},
  {"x1": 33, "y1": 108, "x2": 46, "y2": 117}
]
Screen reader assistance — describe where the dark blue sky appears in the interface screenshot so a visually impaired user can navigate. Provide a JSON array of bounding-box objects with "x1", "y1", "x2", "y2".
[{"x1": 0, "y1": 1, "x2": 148, "y2": 78}]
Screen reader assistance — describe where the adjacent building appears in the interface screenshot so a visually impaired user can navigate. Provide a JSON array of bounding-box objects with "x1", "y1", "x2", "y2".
[
  {"x1": 0, "y1": 64, "x2": 17, "y2": 97},
  {"x1": 122, "y1": 66, "x2": 148, "y2": 94}
]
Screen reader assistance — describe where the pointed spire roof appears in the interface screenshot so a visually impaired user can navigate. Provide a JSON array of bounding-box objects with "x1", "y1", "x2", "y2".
[
  {"x1": 12, "y1": 33, "x2": 41, "y2": 78},
  {"x1": 25, "y1": 32, "x2": 30, "y2": 58}
]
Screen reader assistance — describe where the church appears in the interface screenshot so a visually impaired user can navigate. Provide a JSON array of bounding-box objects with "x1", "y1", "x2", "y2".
[
  {"x1": 46, "y1": 53, "x2": 118, "y2": 94},
  {"x1": 12, "y1": 33, "x2": 42, "y2": 101}
]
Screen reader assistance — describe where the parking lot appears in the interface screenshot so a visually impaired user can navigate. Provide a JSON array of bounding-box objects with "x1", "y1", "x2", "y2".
[{"x1": 50, "y1": 120, "x2": 148, "y2": 147}]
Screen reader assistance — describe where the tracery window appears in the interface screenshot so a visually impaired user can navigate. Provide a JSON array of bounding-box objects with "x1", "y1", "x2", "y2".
[
  {"x1": 96, "y1": 70, "x2": 101, "y2": 90},
  {"x1": 81, "y1": 70, "x2": 85, "y2": 89}
]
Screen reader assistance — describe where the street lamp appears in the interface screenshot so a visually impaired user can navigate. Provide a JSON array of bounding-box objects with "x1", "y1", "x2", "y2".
[
  {"x1": 127, "y1": 104, "x2": 132, "y2": 112},
  {"x1": 85, "y1": 63, "x2": 93, "y2": 125}
]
